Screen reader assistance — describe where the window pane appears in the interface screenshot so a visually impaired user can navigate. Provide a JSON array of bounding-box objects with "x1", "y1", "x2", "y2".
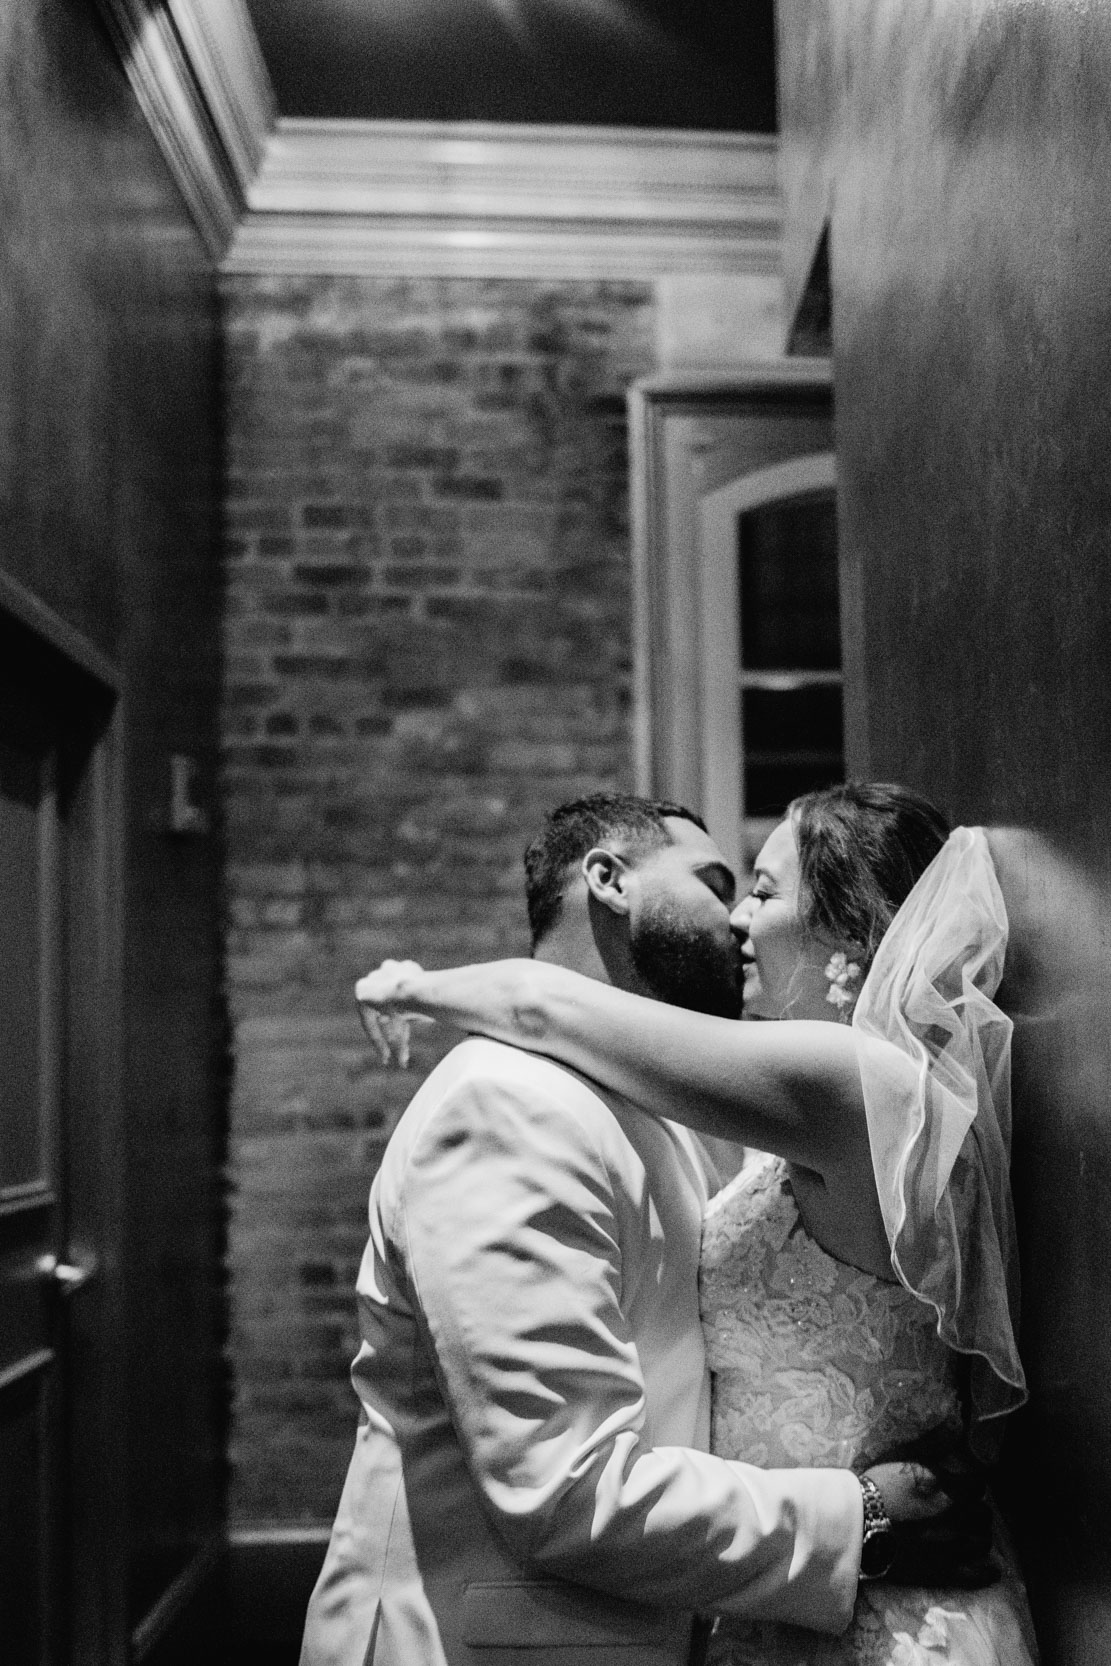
[
  {"x1": 739, "y1": 493, "x2": 840, "y2": 670},
  {"x1": 742, "y1": 684, "x2": 844, "y2": 818},
  {"x1": 744, "y1": 684, "x2": 843, "y2": 755},
  {"x1": 745, "y1": 758, "x2": 845, "y2": 819}
]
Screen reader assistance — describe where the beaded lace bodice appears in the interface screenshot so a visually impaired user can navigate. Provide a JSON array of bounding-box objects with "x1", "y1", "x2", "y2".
[
  {"x1": 701, "y1": 1155, "x2": 962, "y2": 1470},
  {"x1": 698, "y1": 1155, "x2": 1038, "y2": 1666}
]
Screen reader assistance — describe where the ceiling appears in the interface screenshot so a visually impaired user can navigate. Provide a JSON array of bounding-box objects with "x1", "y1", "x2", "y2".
[{"x1": 241, "y1": 0, "x2": 777, "y2": 131}]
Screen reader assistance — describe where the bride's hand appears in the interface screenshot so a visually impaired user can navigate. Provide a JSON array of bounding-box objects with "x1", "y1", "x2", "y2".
[{"x1": 355, "y1": 959, "x2": 434, "y2": 1069}]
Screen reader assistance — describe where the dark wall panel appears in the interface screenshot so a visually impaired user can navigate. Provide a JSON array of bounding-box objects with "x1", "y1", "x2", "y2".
[
  {"x1": 0, "y1": 0, "x2": 225, "y2": 1646},
  {"x1": 777, "y1": 2, "x2": 1111, "y2": 1660}
]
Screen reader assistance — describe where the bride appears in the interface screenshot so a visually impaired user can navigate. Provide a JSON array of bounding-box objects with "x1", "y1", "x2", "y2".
[{"x1": 355, "y1": 782, "x2": 1040, "y2": 1665}]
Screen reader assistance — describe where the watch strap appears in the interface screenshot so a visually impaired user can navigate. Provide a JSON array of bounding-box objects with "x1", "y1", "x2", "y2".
[{"x1": 858, "y1": 1473, "x2": 896, "y2": 1581}]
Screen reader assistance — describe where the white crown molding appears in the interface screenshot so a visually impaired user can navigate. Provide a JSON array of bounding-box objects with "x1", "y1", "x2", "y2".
[
  {"x1": 94, "y1": 0, "x2": 275, "y2": 260},
  {"x1": 224, "y1": 120, "x2": 781, "y2": 280},
  {"x1": 223, "y1": 214, "x2": 780, "y2": 281},
  {"x1": 165, "y1": 0, "x2": 276, "y2": 186},
  {"x1": 247, "y1": 121, "x2": 777, "y2": 224},
  {"x1": 97, "y1": 3, "x2": 781, "y2": 283}
]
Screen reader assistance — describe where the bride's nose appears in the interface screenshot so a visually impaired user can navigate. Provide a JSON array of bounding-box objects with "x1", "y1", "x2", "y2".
[{"x1": 730, "y1": 896, "x2": 753, "y2": 936}]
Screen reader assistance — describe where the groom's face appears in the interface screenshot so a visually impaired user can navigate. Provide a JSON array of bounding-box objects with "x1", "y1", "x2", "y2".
[{"x1": 625, "y1": 817, "x2": 744, "y2": 1019}]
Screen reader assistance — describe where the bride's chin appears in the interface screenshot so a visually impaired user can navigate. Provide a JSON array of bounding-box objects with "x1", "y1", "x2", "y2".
[
  {"x1": 741, "y1": 982, "x2": 786, "y2": 1023},
  {"x1": 740, "y1": 987, "x2": 770, "y2": 1022}
]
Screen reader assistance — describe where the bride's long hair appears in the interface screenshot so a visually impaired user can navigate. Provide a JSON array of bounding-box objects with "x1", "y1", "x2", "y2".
[{"x1": 790, "y1": 781, "x2": 950, "y2": 967}]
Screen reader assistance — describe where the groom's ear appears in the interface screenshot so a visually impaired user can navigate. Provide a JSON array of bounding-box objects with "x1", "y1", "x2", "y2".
[{"x1": 582, "y1": 845, "x2": 633, "y2": 918}]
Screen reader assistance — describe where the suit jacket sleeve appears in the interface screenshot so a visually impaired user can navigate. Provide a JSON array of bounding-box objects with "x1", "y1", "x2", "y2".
[{"x1": 395, "y1": 1061, "x2": 863, "y2": 1635}]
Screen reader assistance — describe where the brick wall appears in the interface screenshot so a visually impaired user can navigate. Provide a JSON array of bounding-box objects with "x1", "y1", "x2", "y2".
[{"x1": 221, "y1": 276, "x2": 655, "y2": 1522}]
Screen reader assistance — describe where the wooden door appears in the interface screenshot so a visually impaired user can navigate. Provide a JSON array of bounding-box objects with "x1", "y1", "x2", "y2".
[{"x1": 0, "y1": 603, "x2": 120, "y2": 1665}]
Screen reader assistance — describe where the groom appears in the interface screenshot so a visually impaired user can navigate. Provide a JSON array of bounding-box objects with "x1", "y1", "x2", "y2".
[{"x1": 301, "y1": 793, "x2": 981, "y2": 1666}]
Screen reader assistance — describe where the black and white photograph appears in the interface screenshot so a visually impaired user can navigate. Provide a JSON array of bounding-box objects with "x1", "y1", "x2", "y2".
[{"x1": 0, "y1": 4, "x2": 1105, "y2": 1664}]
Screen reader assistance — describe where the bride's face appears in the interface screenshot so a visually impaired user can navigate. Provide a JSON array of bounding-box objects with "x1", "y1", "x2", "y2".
[{"x1": 730, "y1": 817, "x2": 830, "y2": 1020}]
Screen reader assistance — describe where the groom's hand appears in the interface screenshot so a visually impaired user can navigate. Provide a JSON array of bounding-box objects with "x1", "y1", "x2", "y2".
[{"x1": 862, "y1": 1459, "x2": 998, "y2": 1589}]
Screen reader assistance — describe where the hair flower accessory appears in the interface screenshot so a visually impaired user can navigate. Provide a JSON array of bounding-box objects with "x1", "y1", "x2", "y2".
[{"x1": 824, "y1": 951, "x2": 862, "y2": 1016}]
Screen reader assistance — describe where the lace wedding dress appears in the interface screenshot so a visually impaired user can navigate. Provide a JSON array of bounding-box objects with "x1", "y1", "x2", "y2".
[{"x1": 700, "y1": 1155, "x2": 1040, "y2": 1666}]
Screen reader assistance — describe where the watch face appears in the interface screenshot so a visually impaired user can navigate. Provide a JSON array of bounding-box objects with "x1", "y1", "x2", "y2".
[{"x1": 859, "y1": 1525, "x2": 897, "y2": 1580}]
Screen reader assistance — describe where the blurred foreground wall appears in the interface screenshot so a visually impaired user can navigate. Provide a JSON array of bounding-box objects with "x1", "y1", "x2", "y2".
[
  {"x1": 776, "y1": 3, "x2": 1111, "y2": 1660},
  {"x1": 0, "y1": 0, "x2": 224, "y2": 1655}
]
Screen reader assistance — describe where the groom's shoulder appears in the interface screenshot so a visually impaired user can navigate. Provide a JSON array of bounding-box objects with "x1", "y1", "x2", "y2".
[
  {"x1": 414, "y1": 1036, "x2": 608, "y2": 1115},
  {"x1": 389, "y1": 1037, "x2": 620, "y2": 1157}
]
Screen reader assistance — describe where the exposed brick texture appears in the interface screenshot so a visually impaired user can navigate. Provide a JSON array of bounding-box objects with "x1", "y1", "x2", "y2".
[{"x1": 221, "y1": 276, "x2": 655, "y2": 1522}]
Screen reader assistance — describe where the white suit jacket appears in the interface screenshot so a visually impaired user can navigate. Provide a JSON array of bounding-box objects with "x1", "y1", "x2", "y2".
[{"x1": 300, "y1": 1039, "x2": 862, "y2": 1666}]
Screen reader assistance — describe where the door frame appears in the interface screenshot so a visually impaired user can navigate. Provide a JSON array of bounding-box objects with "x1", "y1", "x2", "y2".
[
  {"x1": 0, "y1": 568, "x2": 126, "y2": 1666},
  {"x1": 627, "y1": 362, "x2": 836, "y2": 826}
]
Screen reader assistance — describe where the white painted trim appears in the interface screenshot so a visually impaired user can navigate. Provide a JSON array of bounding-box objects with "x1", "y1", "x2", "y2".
[
  {"x1": 627, "y1": 386, "x2": 658, "y2": 799},
  {"x1": 225, "y1": 121, "x2": 781, "y2": 279},
  {"x1": 96, "y1": 2, "x2": 783, "y2": 283},
  {"x1": 631, "y1": 362, "x2": 832, "y2": 398},
  {"x1": 224, "y1": 214, "x2": 778, "y2": 280},
  {"x1": 166, "y1": 0, "x2": 276, "y2": 187},
  {"x1": 93, "y1": 0, "x2": 242, "y2": 257},
  {"x1": 703, "y1": 452, "x2": 837, "y2": 515},
  {"x1": 698, "y1": 454, "x2": 837, "y2": 873},
  {"x1": 95, "y1": 7, "x2": 781, "y2": 282},
  {"x1": 627, "y1": 366, "x2": 833, "y2": 828},
  {"x1": 248, "y1": 120, "x2": 777, "y2": 221}
]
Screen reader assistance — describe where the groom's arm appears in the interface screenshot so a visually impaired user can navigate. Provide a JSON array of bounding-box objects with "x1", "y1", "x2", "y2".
[{"x1": 396, "y1": 1058, "x2": 863, "y2": 1635}]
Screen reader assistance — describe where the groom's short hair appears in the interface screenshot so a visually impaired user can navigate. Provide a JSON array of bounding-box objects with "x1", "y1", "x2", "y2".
[{"x1": 524, "y1": 792, "x2": 707, "y2": 950}]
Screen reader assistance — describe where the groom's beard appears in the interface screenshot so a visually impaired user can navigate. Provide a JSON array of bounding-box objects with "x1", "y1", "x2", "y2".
[{"x1": 629, "y1": 899, "x2": 743, "y2": 1020}]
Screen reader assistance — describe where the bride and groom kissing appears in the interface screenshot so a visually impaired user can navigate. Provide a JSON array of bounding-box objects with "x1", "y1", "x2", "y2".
[{"x1": 300, "y1": 786, "x2": 1040, "y2": 1666}]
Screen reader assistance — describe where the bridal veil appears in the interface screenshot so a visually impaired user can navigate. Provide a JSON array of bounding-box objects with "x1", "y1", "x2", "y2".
[{"x1": 852, "y1": 825, "x2": 1027, "y2": 1457}]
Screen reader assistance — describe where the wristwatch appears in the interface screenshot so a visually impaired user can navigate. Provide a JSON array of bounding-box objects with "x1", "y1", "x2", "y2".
[{"x1": 857, "y1": 1474, "x2": 897, "y2": 1580}]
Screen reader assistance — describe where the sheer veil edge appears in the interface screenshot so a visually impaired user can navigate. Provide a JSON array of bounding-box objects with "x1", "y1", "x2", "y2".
[{"x1": 852, "y1": 825, "x2": 1027, "y2": 1458}]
